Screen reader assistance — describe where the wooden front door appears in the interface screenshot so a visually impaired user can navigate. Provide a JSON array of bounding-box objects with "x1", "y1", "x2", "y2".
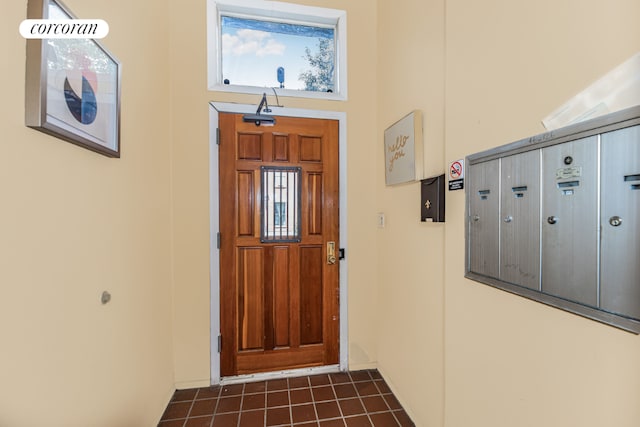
[{"x1": 219, "y1": 113, "x2": 340, "y2": 376}]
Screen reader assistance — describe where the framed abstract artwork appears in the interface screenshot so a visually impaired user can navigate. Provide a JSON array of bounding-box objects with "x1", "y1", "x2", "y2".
[{"x1": 25, "y1": 0, "x2": 121, "y2": 157}]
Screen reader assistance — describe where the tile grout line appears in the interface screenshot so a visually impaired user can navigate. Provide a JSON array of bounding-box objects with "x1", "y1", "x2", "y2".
[
  {"x1": 183, "y1": 391, "x2": 198, "y2": 427},
  {"x1": 330, "y1": 374, "x2": 347, "y2": 426},
  {"x1": 236, "y1": 385, "x2": 244, "y2": 427},
  {"x1": 360, "y1": 370, "x2": 376, "y2": 427},
  {"x1": 306, "y1": 375, "x2": 320, "y2": 427},
  {"x1": 181, "y1": 396, "x2": 193, "y2": 427},
  {"x1": 263, "y1": 383, "x2": 268, "y2": 427},
  {"x1": 373, "y1": 370, "x2": 400, "y2": 426},
  {"x1": 313, "y1": 374, "x2": 329, "y2": 426},
  {"x1": 207, "y1": 386, "x2": 221, "y2": 427},
  {"x1": 287, "y1": 377, "x2": 294, "y2": 427},
  {"x1": 374, "y1": 370, "x2": 404, "y2": 427}
]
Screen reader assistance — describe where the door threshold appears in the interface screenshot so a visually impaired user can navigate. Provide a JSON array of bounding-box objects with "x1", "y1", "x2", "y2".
[{"x1": 220, "y1": 364, "x2": 342, "y2": 386}]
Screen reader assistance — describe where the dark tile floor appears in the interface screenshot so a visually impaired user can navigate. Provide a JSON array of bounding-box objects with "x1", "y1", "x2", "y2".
[{"x1": 158, "y1": 369, "x2": 414, "y2": 427}]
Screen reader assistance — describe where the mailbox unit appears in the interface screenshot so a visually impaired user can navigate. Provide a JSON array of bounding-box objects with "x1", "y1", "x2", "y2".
[{"x1": 465, "y1": 106, "x2": 640, "y2": 333}]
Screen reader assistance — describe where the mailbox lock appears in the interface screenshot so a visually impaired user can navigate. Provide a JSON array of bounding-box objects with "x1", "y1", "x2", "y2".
[
  {"x1": 563, "y1": 156, "x2": 573, "y2": 165},
  {"x1": 503, "y1": 216, "x2": 513, "y2": 223},
  {"x1": 609, "y1": 216, "x2": 622, "y2": 227},
  {"x1": 547, "y1": 216, "x2": 558, "y2": 225},
  {"x1": 472, "y1": 215, "x2": 480, "y2": 222}
]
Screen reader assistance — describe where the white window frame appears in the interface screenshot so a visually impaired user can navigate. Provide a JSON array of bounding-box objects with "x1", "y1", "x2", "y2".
[{"x1": 207, "y1": 0, "x2": 347, "y2": 100}]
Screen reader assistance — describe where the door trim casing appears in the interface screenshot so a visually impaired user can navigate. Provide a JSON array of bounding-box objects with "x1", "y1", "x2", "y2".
[{"x1": 209, "y1": 102, "x2": 348, "y2": 384}]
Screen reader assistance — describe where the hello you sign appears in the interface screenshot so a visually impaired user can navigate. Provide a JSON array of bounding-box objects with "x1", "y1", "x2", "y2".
[{"x1": 384, "y1": 110, "x2": 423, "y2": 185}]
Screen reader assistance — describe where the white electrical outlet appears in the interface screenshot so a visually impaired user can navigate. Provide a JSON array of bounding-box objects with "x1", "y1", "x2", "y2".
[{"x1": 377, "y1": 212, "x2": 385, "y2": 228}]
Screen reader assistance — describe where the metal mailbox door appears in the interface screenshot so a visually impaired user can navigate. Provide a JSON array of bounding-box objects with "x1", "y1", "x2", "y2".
[
  {"x1": 600, "y1": 125, "x2": 640, "y2": 321},
  {"x1": 541, "y1": 136, "x2": 598, "y2": 306},
  {"x1": 500, "y1": 150, "x2": 541, "y2": 290},
  {"x1": 468, "y1": 159, "x2": 500, "y2": 278}
]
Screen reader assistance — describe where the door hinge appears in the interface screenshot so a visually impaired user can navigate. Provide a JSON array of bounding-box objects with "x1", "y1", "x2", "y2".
[
  {"x1": 217, "y1": 232, "x2": 221, "y2": 249},
  {"x1": 216, "y1": 128, "x2": 221, "y2": 145},
  {"x1": 217, "y1": 335, "x2": 222, "y2": 353}
]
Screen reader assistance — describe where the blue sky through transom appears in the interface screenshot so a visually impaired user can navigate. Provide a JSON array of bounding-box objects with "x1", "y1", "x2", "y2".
[{"x1": 221, "y1": 16, "x2": 334, "y2": 90}]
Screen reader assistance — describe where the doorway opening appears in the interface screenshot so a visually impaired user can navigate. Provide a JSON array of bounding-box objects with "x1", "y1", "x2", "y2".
[{"x1": 209, "y1": 102, "x2": 348, "y2": 384}]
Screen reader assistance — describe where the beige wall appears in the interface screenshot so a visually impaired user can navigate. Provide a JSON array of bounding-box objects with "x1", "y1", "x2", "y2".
[
  {"x1": 169, "y1": 0, "x2": 381, "y2": 388},
  {"x1": 443, "y1": 1, "x2": 640, "y2": 426},
  {"x1": 376, "y1": 1, "x2": 446, "y2": 426},
  {"x1": 0, "y1": 1, "x2": 174, "y2": 426},
  {"x1": 377, "y1": 0, "x2": 640, "y2": 426}
]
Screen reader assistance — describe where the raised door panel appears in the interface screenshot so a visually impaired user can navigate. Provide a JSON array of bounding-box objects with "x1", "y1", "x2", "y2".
[
  {"x1": 306, "y1": 172, "x2": 323, "y2": 236},
  {"x1": 299, "y1": 136, "x2": 322, "y2": 162},
  {"x1": 237, "y1": 133, "x2": 263, "y2": 160},
  {"x1": 272, "y1": 246, "x2": 291, "y2": 347},
  {"x1": 299, "y1": 245, "x2": 323, "y2": 345},
  {"x1": 237, "y1": 171, "x2": 255, "y2": 237},
  {"x1": 273, "y1": 133, "x2": 290, "y2": 162},
  {"x1": 237, "y1": 247, "x2": 264, "y2": 351}
]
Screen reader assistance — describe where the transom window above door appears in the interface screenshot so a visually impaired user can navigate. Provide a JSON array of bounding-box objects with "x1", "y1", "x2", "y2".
[{"x1": 207, "y1": 0, "x2": 347, "y2": 100}]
